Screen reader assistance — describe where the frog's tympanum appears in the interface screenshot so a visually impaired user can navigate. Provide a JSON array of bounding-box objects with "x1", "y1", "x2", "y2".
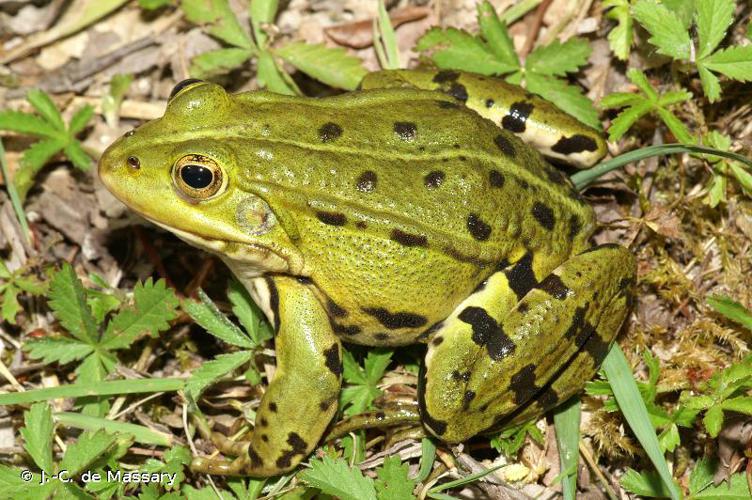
[{"x1": 99, "y1": 70, "x2": 635, "y2": 476}]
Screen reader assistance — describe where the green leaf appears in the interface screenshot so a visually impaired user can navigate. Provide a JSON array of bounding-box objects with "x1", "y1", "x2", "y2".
[
  {"x1": 48, "y1": 264, "x2": 99, "y2": 344},
  {"x1": 138, "y1": 0, "x2": 172, "y2": 10},
  {"x1": 250, "y1": 0, "x2": 278, "y2": 47},
  {"x1": 374, "y1": 456, "x2": 416, "y2": 500},
  {"x1": 632, "y1": 0, "x2": 692, "y2": 60},
  {"x1": 730, "y1": 162, "x2": 752, "y2": 195},
  {"x1": 26, "y1": 89, "x2": 65, "y2": 131},
  {"x1": 189, "y1": 47, "x2": 253, "y2": 79},
  {"x1": 20, "y1": 402, "x2": 54, "y2": 472},
  {"x1": 59, "y1": 430, "x2": 119, "y2": 476},
  {"x1": 626, "y1": 68, "x2": 658, "y2": 99},
  {"x1": 693, "y1": 472, "x2": 752, "y2": 498},
  {"x1": 101, "y1": 278, "x2": 179, "y2": 350},
  {"x1": 620, "y1": 468, "x2": 673, "y2": 497},
  {"x1": 185, "y1": 350, "x2": 254, "y2": 402},
  {"x1": 183, "y1": 289, "x2": 254, "y2": 348},
  {"x1": 102, "y1": 74, "x2": 134, "y2": 126},
  {"x1": 525, "y1": 38, "x2": 591, "y2": 77},
  {"x1": 707, "y1": 295, "x2": 752, "y2": 331},
  {"x1": 0, "y1": 465, "x2": 46, "y2": 498},
  {"x1": 689, "y1": 458, "x2": 717, "y2": 495},
  {"x1": 63, "y1": 141, "x2": 92, "y2": 171},
  {"x1": 605, "y1": 100, "x2": 652, "y2": 142},
  {"x1": 2, "y1": 286, "x2": 22, "y2": 324},
  {"x1": 702, "y1": 45, "x2": 752, "y2": 81},
  {"x1": 24, "y1": 337, "x2": 94, "y2": 365},
  {"x1": 604, "y1": 0, "x2": 633, "y2": 60},
  {"x1": 703, "y1": 405, "x2": 724, "y2": 437},
  {"x1": 600, "y1": 91, "x2": 646, "y2": 109},
  {"x1": 298, "y1": 456, "x2": 377, "y2": 500},
  {"x1": 0, "y1": 111, "x2": 61, "y2": 138},
  {"x1": 227, "y1": 279, "x2": 272, "y2": 345},
  {"x1": 477, "y1": 1, "x2": 518, "y2": 68},
  {"x1": 553, "y1": 397, "x2": 580, "y2": 500},
  {"x1": 696, "y1": 0, "x2": 735, "y2": 59},
  {"x1": 416, "y1": 27, "x2": 518, "y2": 76},
  {"x1": 656, "y1": 107, "x2": 694, "y2": 144},
  {"x1": 275, "y1": 42, "x2": 368, "y2": 91},
  {"x1": 721, "y1": 396, "x2": 752, "y2": 415},
  {"x1": 364, "y1": 349, "x2": 393, "y2": 384},
  {"x1": 256, "y1": 50, "x2": 298, "y2": 95},
  {"x1": 181, "y1": 0, "x2": 255, "y2": 50},
  {"x1": 14, "y1": 137, "x2": 67, "y2": 199},
  {"x1": 524, "y1": 72, "x2": 600, "y2": 130},
  {"x1": 374, "y1": 0, "x2": 401, "y2": 69},
  {"x1": 68, "y1": 105, "x2": 94, "y2": 135}
]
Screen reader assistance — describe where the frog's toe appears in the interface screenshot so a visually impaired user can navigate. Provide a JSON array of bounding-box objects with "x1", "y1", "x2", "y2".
[{"x1": 191, "y1": 455, "x2": 250, "y2": 476}]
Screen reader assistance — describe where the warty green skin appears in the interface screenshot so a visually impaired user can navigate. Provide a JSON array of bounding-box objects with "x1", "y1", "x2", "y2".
[{"x1": 98, "y1": 70, "x2": 636, "y2": 476}]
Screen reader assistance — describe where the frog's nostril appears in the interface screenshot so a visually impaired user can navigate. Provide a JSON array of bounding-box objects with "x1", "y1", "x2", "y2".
[{"x1": 127, "y1": 156, "x2": 141, "y2": 170}]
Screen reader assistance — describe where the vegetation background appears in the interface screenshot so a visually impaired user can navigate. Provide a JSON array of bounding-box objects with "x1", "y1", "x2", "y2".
[{"x1": 1, "y1": 0, "x2": 752, "y2": 498}]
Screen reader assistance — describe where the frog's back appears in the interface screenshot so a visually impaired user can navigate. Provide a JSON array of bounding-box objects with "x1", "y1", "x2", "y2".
[{"x1": 232, "y1": 88, "x2": 594, "y2": 266}]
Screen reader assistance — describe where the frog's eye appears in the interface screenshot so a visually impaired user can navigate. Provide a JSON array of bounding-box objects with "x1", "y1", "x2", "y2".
[
  {"x1": 172, "y1": 155, "x2": 224, "y2": 200},
  {"x1": 169, "y1": 79, "x2": 204, "y2": 100}
]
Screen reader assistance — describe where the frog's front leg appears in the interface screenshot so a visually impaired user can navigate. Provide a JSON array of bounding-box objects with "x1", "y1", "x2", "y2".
[
  {"x1": 420, "y1": 245, "x2": 635, "y2": 442},
  {"x1": 191, "y1": 276, "x2": 342, "y2": 476}
]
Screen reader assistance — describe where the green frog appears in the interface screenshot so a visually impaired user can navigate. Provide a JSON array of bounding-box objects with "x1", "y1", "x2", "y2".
[{"x1": 98, "y1": 69, "x2": 635, "y2": 476}]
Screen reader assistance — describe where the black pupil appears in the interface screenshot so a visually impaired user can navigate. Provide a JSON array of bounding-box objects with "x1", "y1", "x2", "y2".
[{"x1": 180, "y1": 164, "x2": 213, "y2": 189}]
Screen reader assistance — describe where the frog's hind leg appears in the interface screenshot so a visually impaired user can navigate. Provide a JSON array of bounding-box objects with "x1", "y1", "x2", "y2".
[
  {"x1": 420, "y1": 245, "x2": 635, "y2": 442},
  {"x1": 191, "y1": 276, "x2": 342, "y2": 476}
]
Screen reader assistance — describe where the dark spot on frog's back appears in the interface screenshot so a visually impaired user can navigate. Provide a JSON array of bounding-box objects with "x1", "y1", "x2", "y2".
[
  {"x1": 485, "y1": 98, "x2": 494, "y2": 108},
  {"x1": 265, "y1": 277, "x2": 280, "y2": 332},
  {"x1": 248, "y1": 446, "x2": 263, "y2": 468},
  {"x1": 505, "y1": 252, "x2": 538, "y2": 300},
  {"x1": 501, "y1": 101, "x2": 535, "y2": 133},
  {"x1": 509, "y1": 364, "x2": 538, "y2": 405},
  {"x1": 531, "y1": 202, "x2": 556, "y2": 230},
  {"x1": 467, "y1": 213, "x2": 492, "y2": 241},
  {"x1": 318, "y1": 122, "x2": 343, "y2": 143},
  {"x1": 363, "y1": 307, "x2": 427, "y2": 329},
  {"x1": 489, "y1": 170, "x2": 505, "y2": 188},
  {"x1": 275, "y1": 432, "x2": 308, "y2": 469},
  {"x1": 457, "y1": 306, "x2": 516, "y2": 361},
  {"x1": 326, "y1": 298, "x2": 347, "y2": 318},
  {"x1": 374, "y1": 332, "x2": 390, "y2": 341},
  {"x1": 356, "y1": 170, "x2": 377, "y2": 192},
  {"x1": 437, "y1": 100, "x2": 459, "y2": 109},
  {"x1": 551, "y1": 134, "x2": 598, "y2": 155},
  {"x1": 538, "y1": 388, "x2": 560, "y2": 408},
  {"x1": 569, "y1": 215, "x2": 582, "y2": 239},
  {"x1": 432, "y1": 70, "x2": 460, "y2": 83},
  {"x1": 323, "y1": 344, "x2": 342, "y2": 376},
  {"x1": 424, "y1": 170, "x2": 445, "y2": 189},
  {"x1": 462, "y1": 390, "x2": 476, "y2": 410},
  {"x1": 316, "y1": 210, "x2": 347, "y2": 226},
  {"x1": 391, "y1": 229, "x2": 428, "y2": 247},
  {"x1": 394, "y1": 122, "x2": 417, "y2": 141},
  {"x1": 268, "y1": 402, "x2": 278, "y2": 412},
  {"x1": 537, "y1": 274, "x2": 570, "y2": 299},
  {"x1": 446, "y1": 83, "x2": 469, "y2": 102},
  {"x1": 494, "y1": 134, "x2": 516, "y2": 157}
]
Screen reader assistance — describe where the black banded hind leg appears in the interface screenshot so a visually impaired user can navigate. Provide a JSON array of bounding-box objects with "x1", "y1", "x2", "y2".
[{"x1": 419, "y1": 245, "x2": 635, "y2": 442}]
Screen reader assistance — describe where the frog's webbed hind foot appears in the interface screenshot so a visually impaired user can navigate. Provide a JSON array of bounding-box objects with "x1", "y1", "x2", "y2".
[{"x1": 420, "y1": 244, "x2": 635, "y2": 442}]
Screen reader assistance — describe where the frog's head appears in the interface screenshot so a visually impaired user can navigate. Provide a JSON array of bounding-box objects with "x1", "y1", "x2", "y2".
[{"x1": 98, "y1": 80, "x2": 302, "y2": 275}]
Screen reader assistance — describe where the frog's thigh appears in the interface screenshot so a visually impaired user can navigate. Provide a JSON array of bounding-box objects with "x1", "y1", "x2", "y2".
[
  {"x1": 191, "y1": 276, "x2": 342, "y2": 476},
  {"x1": 421, "y1": 245, "x2": 635, "y2": 442}
]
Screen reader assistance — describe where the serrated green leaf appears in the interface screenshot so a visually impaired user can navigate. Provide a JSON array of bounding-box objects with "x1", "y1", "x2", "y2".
[
  {"x1": 477, "y1": 1, "x2": 518, "y2": 68},
  {"x1": 182, "y1": 0, "x2": 254, "y2": 50},
  {"x1": 101, "y1": 278, "x2": 178, "y2": 350},
  {"x1": 256, "y1": 49, "x2": 298, "y2": 95},
  {"x1": 696, "y1": 0, "x2": 735, "y2": 59},
  {"x1": 702, "y1": 45, "x2": 752, "y2": 81},
  {"x1": 15, "y1": 276, "x2": 47, "y2": 295},
  {"x1": 604, "y1": 0, "x2": 633, "y2": 60},
  {"x1": 138, "y1": 0, "x2": 172, "y2": 10},
  {"x1": 0, "y1": 465, "x2": 51, "y2": 499},
  {"x1": 15, "y1": 137, "x2": 67, "y2": 199},
  {"x1": 343, "y1": 349, "x2": 366, "y2": 385},
  {"x1": 720, "y1": 396, "x2": 752, "y2": 414},
  {"x1": 656, "y1": 107, "x2": 694, "y2": 144},
  {"x1": 664, "y1": 0, "x2": 697, "y2": 28},
  {"x1": 2, "y1": 286, "x2": 22, "y2": 324},
  {"x1": 416, "y1": 27, "x2": 518, "y2": 76},
  {"x1": 0, "y1": 110, "x2": 61, "y2": 138},
  {"x1": 525, "y1": 72, "x2": 600, "y2": 129},
  {"x1": 275, "y1": 42, "x2": 367, "y2": 91},
  {"x1": 183, "y1": 289, "x2": 254, "y2": 348},
  {"x1": 658, "y1": 423, "x2": 680, "y2": 452},
  {"x1": 632, "y1": 0, "x2": 692, "y2": 60},
  {"x1": 606, "y1": 100, "x2": 652, "y2": 142},
  {"x1": 703, "y1": 405, "x2": 724, "y2": 437},
  {"x1": 59, "y1": 430, "x2": 119, "y2": 476},
  {"x1": 227, "y1": 279, "x2": 271, "y2": 345},
  {"x1": 626, "y1": 68, "x2": 658, "y2": 99},
  {"x1": 601, "y1": 92, "x2": 646, "y2": 109},
  {"x1": 525, "y1": 38, "x2": 591, "y2": 77},
  {"x1": 185, "y1": 351, "x2": 253, "y2": 402},
  {"x1": 299, "y1": 456, "x2": 377, "y2": 500},
  {"x1": 26, "y1": 89, "x2": 65, "y2": 131},
  {"x1": 68, "y1": 105, "x2": 94, "y2": 135},
  {"x1": 375, "y1": 456, "x2": 416, "y2": 500},
  {"x1": 730, "y1": 162, "x2": 752, "y2": 194},
  {"x1": 689, "y1": 458, "x2": 716, "y2": 495},
  {"x1": 340, "y1": 384, "x2": 381, "y2": 417},
  {"x1": 364, "y1": 349, "x2": 392, "y2": 384},
  {"x1": 190, "y1": 47, "x2": 253, "y2": 79},
  {"x1": 20, "y1": 402, "x2": 54, "y2": 472},
  {"x1": 24, "y1": 337, "x2": 94, "y2": 365},
  {"x1": 707, "y1": 295, "x2": 752, "y2": 331},
  {"x1": 250, "y1": 0, "x2": 278, "y2": 47},
  {"x1": 49, "y1": 264, "x2": 99, "y2": 344},
  {"x1": 657, "y1": 89, "x2": 692, "y2": 106},
  {"x1": 694, "y1": 471, "x2": 751, "y2": 498},
  {"x1": 63, "y1": 141, "x2": 92, "y2": 171},
  {"x1": 620, "y1": 468, "x2": 673, "y2": 497}
]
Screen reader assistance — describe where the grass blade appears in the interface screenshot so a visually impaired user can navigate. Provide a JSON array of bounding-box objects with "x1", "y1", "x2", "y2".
[
  {"x1": 56, "y1": 412, "x2": 172, "y2": 446},
  {"x1": 0, "y1": 378, "x2": 184, "y2": 405},
  {"x1": 553, "y1": 396, "x2": 581, "y2": 500},
  {"x1": 0, "y1": 138, "x2": 30, "y2": 244}
]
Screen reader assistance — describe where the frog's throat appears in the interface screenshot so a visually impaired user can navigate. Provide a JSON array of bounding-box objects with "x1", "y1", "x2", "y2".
[{"x1": 143, "y1": 216, "x2": 295, "y2": 276}]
